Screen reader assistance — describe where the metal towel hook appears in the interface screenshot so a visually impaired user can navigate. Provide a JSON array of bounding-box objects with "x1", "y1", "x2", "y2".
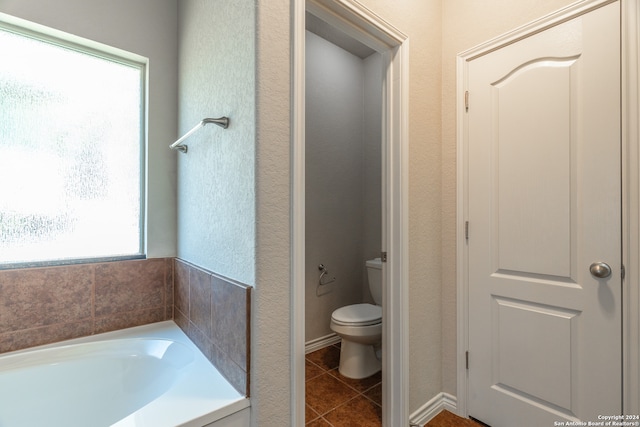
[{"x1": 170, "y1": 117, "x2": 230, "y2": 153}]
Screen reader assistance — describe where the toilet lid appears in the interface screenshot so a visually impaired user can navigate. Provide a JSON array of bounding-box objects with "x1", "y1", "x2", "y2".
[{"x1": 331, "y1": 303, "x2": 381, "y2": 326}]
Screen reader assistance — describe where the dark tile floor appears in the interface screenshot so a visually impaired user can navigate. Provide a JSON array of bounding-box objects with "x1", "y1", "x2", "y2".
[
  {"x1": 305, "y1": 345, "x2": 482, "y2": 426},
  {"x1": 426, "y1": 410, "x2": 485, "y2": 426},
  {"x1": 306, "y1": 344, "x2": 382, "y2": 426}
]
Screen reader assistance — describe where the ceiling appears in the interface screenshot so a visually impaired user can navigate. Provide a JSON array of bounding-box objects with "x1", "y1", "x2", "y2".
[{"x1": 305, "y1": 12, "x2": 377, "y2": 59}]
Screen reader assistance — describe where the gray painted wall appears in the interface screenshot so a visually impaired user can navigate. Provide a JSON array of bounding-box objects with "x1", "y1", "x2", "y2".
[
  {"x1": 305, "y1": 31, "x2": 382, "y2": 342},
  {"x1": 362, "y1": 52, "x2": 383, "y2": 281}
]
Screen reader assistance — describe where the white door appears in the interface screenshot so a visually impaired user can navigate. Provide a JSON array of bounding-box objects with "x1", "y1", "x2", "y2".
[{"x1": 466, "y1": 2, "x2": 621, "y2": 426}]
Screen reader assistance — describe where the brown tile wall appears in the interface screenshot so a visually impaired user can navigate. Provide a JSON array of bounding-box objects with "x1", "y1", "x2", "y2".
[
  {"x1": 0, "y1": 258, "x2": 174, "y2": 354},
  {"x1": 173, "y1": 258, "x2": 251, "y2": 397}
]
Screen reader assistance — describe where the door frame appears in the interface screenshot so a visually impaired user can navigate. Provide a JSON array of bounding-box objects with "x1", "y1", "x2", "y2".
[
  {"x1": 292, "y1": 0, "x2": 410, "y2": 426},
  {"x1": 456, "y1": 0, "x2": 640, "y2": 417}
]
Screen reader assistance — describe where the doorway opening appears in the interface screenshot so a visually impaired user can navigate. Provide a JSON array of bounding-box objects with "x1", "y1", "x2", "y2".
[
  {"x1": 292, "y1": 0, "x2": 409, "y2": 425},
  {"x1": 304, "y1": 13, "x2": 383, "y2": 424}
]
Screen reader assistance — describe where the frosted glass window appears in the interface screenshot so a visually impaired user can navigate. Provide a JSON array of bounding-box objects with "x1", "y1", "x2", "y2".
[{"x1": 0, "y1": 25, "x2": 144, "y2": 267}]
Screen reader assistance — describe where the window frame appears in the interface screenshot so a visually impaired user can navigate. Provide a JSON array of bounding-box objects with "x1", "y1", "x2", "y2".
[{"x1": 0, "y1": 13, "x2": 148, "y2": 269}]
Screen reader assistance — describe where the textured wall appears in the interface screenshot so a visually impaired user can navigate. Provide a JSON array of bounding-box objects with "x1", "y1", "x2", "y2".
[
  {"x1": 0, "y1": 0, "x2": 179, "y2": 258},
  {"x1": 177, "y1": 0, "x2": 255, "y2": 285},
  {"x1": 440, "y1": 0, "x2": 580, "y2": 397},
  {"x1": 253, "y1": 0, "x2": 292, "y2": 424},
  {"x1": 305, "y1": 31, "x2": 382, "y2": 342}
]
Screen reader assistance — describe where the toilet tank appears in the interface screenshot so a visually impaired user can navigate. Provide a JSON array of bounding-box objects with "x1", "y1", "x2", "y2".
[{"x1": 365, "y1": 258, "x2": 383, "y2": 305}]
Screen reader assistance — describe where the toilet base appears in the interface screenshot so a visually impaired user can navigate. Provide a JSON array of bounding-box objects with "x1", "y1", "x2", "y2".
[{"x1": 338, "y1": 339, "x2": 381, "y2": 379}]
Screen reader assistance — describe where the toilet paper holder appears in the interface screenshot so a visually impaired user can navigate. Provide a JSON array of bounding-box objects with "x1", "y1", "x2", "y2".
[{"x1": 318, "y1": 264, "x2": 336, "y2": 286}]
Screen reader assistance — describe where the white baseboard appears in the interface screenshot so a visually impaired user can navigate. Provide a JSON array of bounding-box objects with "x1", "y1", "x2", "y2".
[
  {"x1": 305, "y1": 333, "x2": 341, "y2": 354},
  {"x1": 409, "y1": 392, "x2": 457, "y2": 426}
]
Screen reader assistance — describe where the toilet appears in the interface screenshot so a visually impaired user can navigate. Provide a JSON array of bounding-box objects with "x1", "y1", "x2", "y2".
[{"x1": 330, "y1": 258, "x2": 382, "y2": 379}]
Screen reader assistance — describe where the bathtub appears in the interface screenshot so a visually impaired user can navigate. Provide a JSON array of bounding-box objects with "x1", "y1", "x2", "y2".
[{"x1": 0, "y1": 321, "x2": 250, "y2": 427}]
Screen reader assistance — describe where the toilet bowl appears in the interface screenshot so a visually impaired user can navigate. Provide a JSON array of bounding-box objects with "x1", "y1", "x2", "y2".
[
  {"x1": 330, "y1": 303, "x2": 382, "y2": 378},
  {"x1": 330, "y1": 258, "x2": 383, "y2": 379}
]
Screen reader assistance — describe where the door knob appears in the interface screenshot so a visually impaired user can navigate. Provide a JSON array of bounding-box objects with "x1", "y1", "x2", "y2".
[{"x1": 589, "y1": 262, "x2": 612, "y2": 279}]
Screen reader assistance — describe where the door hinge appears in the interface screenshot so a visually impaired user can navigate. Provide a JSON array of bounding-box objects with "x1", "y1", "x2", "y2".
[
  {"x1": 466, "y1": 351, "x2": 469, "y2": 370},
  {"x1": 381, "y1": 251, "x2": 387, "y2": 262},
  {"x1": 465, "y1": 221, "x2": 469, "y2": 240},
  {"x1": 622, "y1": 264, "x2": 626, "y2": 280},
  {"x1": 465, "y1": 91, "x2": 469, "y2": 112}
]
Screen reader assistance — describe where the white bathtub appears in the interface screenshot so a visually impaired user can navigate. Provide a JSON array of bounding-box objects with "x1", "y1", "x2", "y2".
[{"x1": 0, "y1": 321, "x2": 250, "y2": 427}]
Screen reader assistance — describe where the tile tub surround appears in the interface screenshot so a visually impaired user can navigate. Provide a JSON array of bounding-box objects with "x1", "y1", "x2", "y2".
[
  {"x1": 173, "y1": 258, "x2": 251, "y2": 397},
  {"x1": 0, "y1": 256, "x2": 251, "y2": 397},
  {"x1": 0, "y1": 258, "x2": 174, "y2": 354}
]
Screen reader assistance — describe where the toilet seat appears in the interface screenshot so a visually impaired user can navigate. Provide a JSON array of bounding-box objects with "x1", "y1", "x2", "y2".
[{"x1": 331, "y1": 303, "x2": 381, "y2": 327}]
